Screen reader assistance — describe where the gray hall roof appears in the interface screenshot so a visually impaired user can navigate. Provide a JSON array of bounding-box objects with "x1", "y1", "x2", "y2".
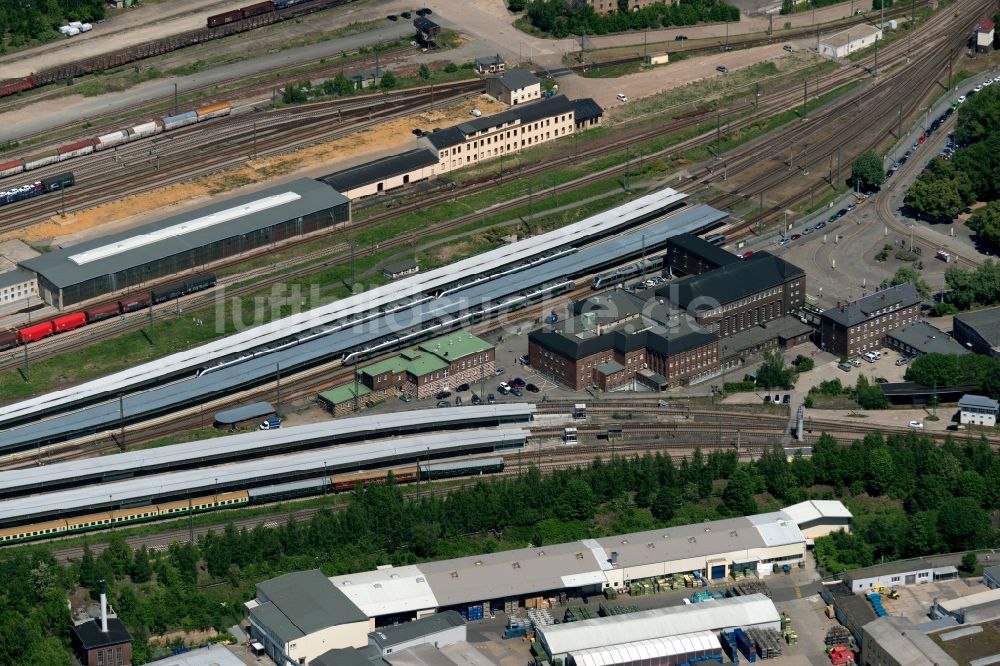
[
  {"x1": 23, "y1": 179, "x2": 347, "y2": 289},
  {"x1": 822, "y1": 283, "x2": 921, "y2": 328},
  {"x1": 422, "y1": 95, "x2": 578, "y2": 150},
  {"x1": 321, "y1": 149, "x2": 439, "y2": 193},
  {"x1": 256, "y1": 569, "x2": 367, "y2": 637},
  {"x1": 492, "y1": 68, "x2": 540, "y2": 91},
  {"x1": 886, "y1": 320, "x2": 968, "y2": 355},
  {"x1": 0, "y1": 268, "x2": 35, "y2": 289},
  {"x1": 571, "y1": 98, "x2": 605, "y2": 123},
  {"x1": 658, "y1": 252, "x2": 804, "y2": 310},
  {"x1": 954, "y1": 306, "x2": 1000, "y2": 347},
  {"x1": 960, "y1": 394, "x2": 999, "y2": 410},
  {"x1": 666, "y1": 233, "x2": 740, "y2": 268},
  {"x1": 369, "y1": 611, "x2": 465, "y2": 650}
]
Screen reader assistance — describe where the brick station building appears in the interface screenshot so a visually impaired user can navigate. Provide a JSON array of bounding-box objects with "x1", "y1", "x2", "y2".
[{"x1": 820, "y1": 283, "x2": 922, "y2": 358}]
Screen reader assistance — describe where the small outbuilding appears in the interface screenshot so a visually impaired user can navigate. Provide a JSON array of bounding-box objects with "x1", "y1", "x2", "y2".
[
  {"x1": 818, "y1": 23, "x2": 882, "y2": 58},
  {"x1": 843, "y1": 560, "x2": 957, "y2": 592},
  {"x1": 781, "y1": 500, "x2": 852, "y2": 540},
  {"x1": 959, "y1": 394, "x2": 998, "y2": 427},
  {"x1": 486, "y1": 68, "x2": 541, "y2": 106},
  {"x1": 414, "y1": 16, "x2": 441, "y2": 42},
  {"x1": 368, "y1": 611, "x2": 466, "y2": 656},
  {"x1": 474, "y1": 55, "x2": 505, "y2": 74},
  {"x1": 383, "y1": 258, "x2": 420, "y2": 280},
  {"x1": 977, "y1": 20, "x2": 995, "y2": 51}
]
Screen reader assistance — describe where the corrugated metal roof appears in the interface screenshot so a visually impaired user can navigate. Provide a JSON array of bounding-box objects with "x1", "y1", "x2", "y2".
[
  {"x1": 781, "y1": 500, "x2": 852, "y2": 526},
  {"x1": 144, "y1": 642, "x2": 246, "y2": 666},
  {"x1": 369, "y1": 611, "x2": 464, "y2": 649},
  {"x1": 538, "y1": 595, "x2": 777, "y2": 656},
  {"x1": 960, "y1": 394, "x2": 999, "y2": 411},
  {"x1": 862, "y1": 616, "x2": 957, "y2": 666},
  {"x1": 257, "y1": 569, "x2": 367, "y2": 632},
  {"x1": 23, "y1": 179, "x2": 347, "y2": 289},
  {"x1": 0, "y1": 405, "x2": 533, "y2": 496},
  {"x1": 570, "y1": 632, "x2": 721, "y2": 666},
  {"x1": 332, "y1": 565, "x2": 440, "y2": 617},
  {"x1": 0, "y1": 268, "x2": 35, "y2": 289}
]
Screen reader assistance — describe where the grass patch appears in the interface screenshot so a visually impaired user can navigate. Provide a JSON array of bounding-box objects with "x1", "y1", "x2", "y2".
[{"x1": 580, "y1": 60, "x2": 645, "y2": 78}]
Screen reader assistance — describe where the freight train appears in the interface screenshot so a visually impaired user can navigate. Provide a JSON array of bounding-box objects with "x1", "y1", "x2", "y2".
[
  {"x1": 0, "y1": 172, "x2": 74, "y2": 207},
  {"x1": 0, "y1": 457, "x2": 503, "y2": 545},
  {"x1": 206, "y1": 0, "x2": 326, "y2": 28},
  {"x1": 0, "y1": 103, "x2": 230, "y2": 181},
  {"x1": 0, "y1": 0, "x2": 341, "y2": 99},
  {"x1": 0, "y1": 273, "x2": 216, "y2": 352}
]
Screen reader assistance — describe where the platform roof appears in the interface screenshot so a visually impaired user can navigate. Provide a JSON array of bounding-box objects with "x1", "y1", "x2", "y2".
[
  {"x1": 0, "y1": 429, "x2": 530, "y2": 522},
  {"x1": 213, "y1": 401, "x2": 274, "y2": 425},
  {"x1": 320, "y1": 149, "x2": 439, "y2": 193},
  {"x1": 0, "y1": 405, "x2": 533, "y2": 496},
  {"x1": 22, "y1": 179, "x2": 347, "y2": 288}
]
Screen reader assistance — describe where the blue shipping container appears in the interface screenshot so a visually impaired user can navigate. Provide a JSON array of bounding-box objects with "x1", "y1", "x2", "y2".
[{"x1": 711, "y1": 564, "x2": 726, "y2": 579}]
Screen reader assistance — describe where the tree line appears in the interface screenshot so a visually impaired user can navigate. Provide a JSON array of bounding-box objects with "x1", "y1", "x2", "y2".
[
  {"x1": 904, "y1": 352, "x2": 1000, "y2": 398},
  {"x1": 1, "y1": 430, "x2": 997, "y2": 662},
  {"x1": 521, "y1": 0, "x2": 740, "y2": 38},
  {"x1": 931, "y1": 260, "x2": 1000, "y2": 314},
  {"x1": 0, "y1": 0, "x2": 105, "y2": 51},
  {"x1": 903, "y1": 86, "x2": 1000, "y2": 252}
]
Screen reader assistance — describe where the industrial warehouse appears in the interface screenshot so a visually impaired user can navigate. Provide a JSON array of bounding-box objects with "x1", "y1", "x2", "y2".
[
  {"x1": 22, "y1": 178, "x2": 350, "y2": 307},
  {"x1": 243, "y1": 505, "x2": 848, "y2": 664}
]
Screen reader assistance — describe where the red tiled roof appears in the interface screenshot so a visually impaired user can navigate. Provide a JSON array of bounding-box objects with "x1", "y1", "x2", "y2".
[{"x1": 979, "y1": 20, "x2": 995, "y2": 31}]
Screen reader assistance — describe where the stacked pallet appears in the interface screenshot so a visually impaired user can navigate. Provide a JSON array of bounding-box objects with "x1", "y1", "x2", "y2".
[{"x1": 747, "y1": 628, "x2": 784, "y2": 659}]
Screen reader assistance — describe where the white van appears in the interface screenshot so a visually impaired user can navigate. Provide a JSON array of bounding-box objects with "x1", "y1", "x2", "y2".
[{"x1": 863, "y1": 351, "x2": 881, "y2": 363}]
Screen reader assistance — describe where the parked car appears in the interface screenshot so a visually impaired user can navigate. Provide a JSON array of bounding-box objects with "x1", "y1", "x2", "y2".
[
  {"x1": 437, "y1": 400, "x2": 450, "y2": 408},
  {"x1": 399, "y1": 394, "x2": 411, "y2": 402},
  {"x1": 400, "y1": 10, "x2": 412, "y2": 18},
  {"x1": 783, "y1": 44, "x2": 794, "y2": 52},
  {"x1": 487, "y1": 393, "x2": 496, "y2": 404},
  {"x1": 436, "y1": 390, "x2": 451, "y2": 399},
  {"x1": 895, "y1": 357, "x2": 910, "y2": 366},
  {"x1": 494, "y1": 367, "x2": 505, "y2": 376},
  {"x1": 455, "y1": 395, "x2": 463, "y2": 406},
  {"x1": 526, "y1": 383, "x2": 540, "y2": 393},
  {"x1": 716, "y1": 65, "x2": 729, "y2": 73},
  {"x1": 519, "y1": 355, "x2": 530, "y2": 365},
  {"x1": 511, "y1": 387, "x2": 524, "y2": 397},
  {"x1": 741, "y1": 251, "x2": 754, "y2": 259},
  {"x1": 838, "y1": 362, "x2": 853, "y2": 372},
  {"x1": 764, "y1": 395, "x2": 772, "y2": 403},
  {"x1": 616, "y1": 93, "x2": 628, "y2": 102},
  {"x1": 456, "y1": 383, "x2": 470, "y2": 392},
  {"x1": 815, "y1": 221, "x2": 827, "y2": 229},
  {"x1": 471, "y1": 393, "x2": 482, "y2": 405},
  {"x1": 782, "y1": 395, "x2": 791, "y2": 404},
  {"x1": 847, "y1": 358, "x2": 862, "y2": 367},
  {"x1": 778, "y1": 237, "x2": 790, "y2": 246},
  {"x1": 387, "y1": 14, "x2": 398, "y2": 21},
  {"x1": 908, "y1": 420, "x2": 924, "y2": 429},
  {"x1": 675, "y1": 34, "x2": 688, "y2": 40},
  {"x1": 512, "y1": 377, "x2": 526, "y2": 388},
  {"x1": 790, "y1": 234, "x2": 801, "y2": 241},
  {"x1": 498, "y1": 382, "x2": 510, "y2": 392},
  {"x1": 417, "y1": 7, "x2": 432, "y2": 15}
]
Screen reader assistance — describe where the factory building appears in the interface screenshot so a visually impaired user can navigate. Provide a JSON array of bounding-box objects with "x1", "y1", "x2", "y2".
[
  {"x1": 780, "y1": 500, "x2": 852, "y2": 540},
  {"x1": 24, "y1": 179, "x2": 350, "y2": 308},
  {"x1": 860, "y1": 616, "x2": 957, "y2": 666},
  {"x1": 952, "y1": 306, "x2": 1000, "y2": 358},
  {"x1": 842, "y1": 560, "x2": 957, "y2": 593},
  {"x1": 656, "y1": 252, "x2": 806, "y2": 338},
  {"x1": 244, "y1": 569, "x2": 373, "y2": 666},
  {"x1": 368, "y1": 611, "x2": 466, "y2": 656},
  {"x1": 419, "y1": 95, "x2": 601, "y2": 174},
  {"x1": 818, "y1": 23, "x2": 882, "y2": 58},
  {"x1": 537, "y1": 595, "x2": 778, "y2": 662},
  {"x1": 327, "y1": 508, "x2": 818, "y2": 625},
  {"x1": 820, "y1": 283, "x2": 922, "y2": 357}
]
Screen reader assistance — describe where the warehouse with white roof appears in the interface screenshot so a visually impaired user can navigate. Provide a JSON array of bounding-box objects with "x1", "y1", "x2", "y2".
[
  {"x1": 780, "y1": 499, "x2": 852, "y2": 539},
  {"x1": 537, "y1": 594, "x2": 778, "y2": 661}
]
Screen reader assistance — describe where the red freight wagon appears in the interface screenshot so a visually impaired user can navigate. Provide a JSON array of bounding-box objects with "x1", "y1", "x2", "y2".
[
  {"x1": 241, "y1": 1, "x2": 274, "y2": 17},
  {"x1": 118, "y1": 296, "x2": 150, "y2": 313},
  {"x1": 53, "y1": 312, "x2": 87, "y2": 333},
  {"x1": 84, "y1": 302, "x2": 121, "y2": 323},
  {"x1": 16, "y1": 322, "x2": 54, "y2": 344},
  {"x1": 207, "y1": 9, "x2": 242, "y2": 27},
  {"x1": 0, "y1": 77, "x2": 34, "y2": 98}
]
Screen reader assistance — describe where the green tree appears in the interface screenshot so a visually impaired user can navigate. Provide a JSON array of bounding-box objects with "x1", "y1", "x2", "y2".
[
  {"x1": 78, "y1": 544, "x2": 97, "y2": 591},
  {"x1": 651, "y1": 485, "x2": 680, "y2": 521},
  {"x1": 879, "y1": 267, "x2": 930, "y2": 300},
  {"x1": 866, "y1": 447, "x2": 894, "y2": 495},
  {"x1": 379, "y1": 71, "x2": 397, "y2": 90},
  {"x1": 556, "y1": 479, "x2": 598, "y2": 520},
  {"x1": 780, "y1": 0, "x2": 794, "y2": 13},
  {"x1": 281, "y1": 83, "x2": 307, "y2": 104},
  {"x1": 854, "y1": 375, "x2": 889, "y2": 409},
  {"x1": 960, "y1": 551, "x2": 980, "y2": 574},
  {"x1": 418, "y1": 64, "x2": 430, "y2": 80},
  {"x1": 904, "y1": 175, "x2": 966, "y2": 220},
  {"x1": 721, "y1": 466, "x2": 758, "y2": 516},
  {"x1": 333, "y1": 72, "x2": 354, "y2": 96},
  {"x1": 509, "y1": 0, "x2": 527, "y2": 10},
  {"x1": 937, "y1": 496, "x2": 991, "y2": 551},
  {"x1": 851, "y1": 150, "x2": 885, "y2": 192},
  {"x1": 968, "y1": 201, "x2": 1000, "y2": 249},
  {"x1": 904, "y1": 510, "x2": 941, "y2": 556},
  {"x1": 131, "y1": 546, "x2": 152, "y2": 584},
  {"x1": 756, "y1": 351, "x2": 795, "y2": 389},
  {"x1": 444, "y1": 62, "x2": 458, "y2": 73}
]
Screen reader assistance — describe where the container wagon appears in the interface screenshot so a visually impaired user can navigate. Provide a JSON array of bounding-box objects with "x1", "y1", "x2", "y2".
[
  {"x1": 119, "y1": 295, "x2": 151, "y2": 313},
  {"x1": 0, "y1": 159, "x2": 25, "y2": 178},
  {"x1": 16, "y1": 322, "x2": 55, "y2": 344},
  {"x1": 53, "y1": 312, "x2": 87, "y2": 333},
  {"x1": 57, "y1": 139, "x2": 95, "y2": 161},
  {"x1": 95, "y1": 130, "x2": 129, "y2": 151},
  {"x1": 161, "y1": 111, "x2": 198, "y2": 131},
  {"x1": 84, "y1": 302, "x2": 121, "y2": 323},
  {"x1": 23, "y1": 150, "x2": 59, "y2": 170},
  {"x1": 40, "y1": 172, "x2": 75, "y2": 192},
  {"x1": 207, "y1": 9, "x2": 243, "y2": 28}
]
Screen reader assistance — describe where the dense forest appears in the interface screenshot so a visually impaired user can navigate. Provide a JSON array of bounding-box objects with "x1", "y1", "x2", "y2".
[
  {"x1": 904, "y1": 85, "x2": 1000, "y2": 251},
  {"x1": 521, "y1": 0, "x2": 740, "y2": 38},
  {"x1": 1, "y1": 431, "x2": 998, "y2": 663},
  {"x1": 0, "y1": 0, "x2": 106, "y2": 50}
]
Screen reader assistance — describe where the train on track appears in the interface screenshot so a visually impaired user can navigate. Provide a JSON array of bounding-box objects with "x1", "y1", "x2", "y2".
[
  {"x1": 0, "y1": 273, "x2": 216, "y2": 351},
  {"x1": 0, "y1": 457, "x2": 504, "y2": 545},
  {"x1": 591, "y1": 258, "x2": 660, "y2": 290},
  {"x1": 0, "y1": 172, "x2": 74, "y2": 207},
  {"x1": 0, "y1": 103, "x2": 231, "y2": 181},
  {"x1": 207, "y1": 0, "x2": 320, "y2": 28},
  {"x1": 0, "y1": 0, "x2": 345, "y2": 99}
]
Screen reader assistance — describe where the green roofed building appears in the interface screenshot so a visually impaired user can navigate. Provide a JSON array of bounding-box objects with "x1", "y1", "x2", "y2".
[{"x1": 320, "y1": 332, "x2": 496, "y2": 414}]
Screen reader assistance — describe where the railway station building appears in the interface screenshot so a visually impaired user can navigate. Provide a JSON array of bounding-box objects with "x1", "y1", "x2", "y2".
[
  {"x1": 655, "y1": 252, "x2": 807, "y2": 338},
  {"x1": 419, "y1": 95, "x2": 601, "y2": 174},
  {"x1": 22, "y1": 179, "x2": 350, "y2": 308},
  {"x1": 819, "y1": 283, "x2": 922, "y2": 357},
  {"x1": 663, "y1": 233, "x2": 739, "y2": 277}
]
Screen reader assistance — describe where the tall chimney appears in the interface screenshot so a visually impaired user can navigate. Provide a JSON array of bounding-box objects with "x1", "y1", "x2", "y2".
[{"x1": 99, "y1": 579, "x2": 108, "y2": 633}]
